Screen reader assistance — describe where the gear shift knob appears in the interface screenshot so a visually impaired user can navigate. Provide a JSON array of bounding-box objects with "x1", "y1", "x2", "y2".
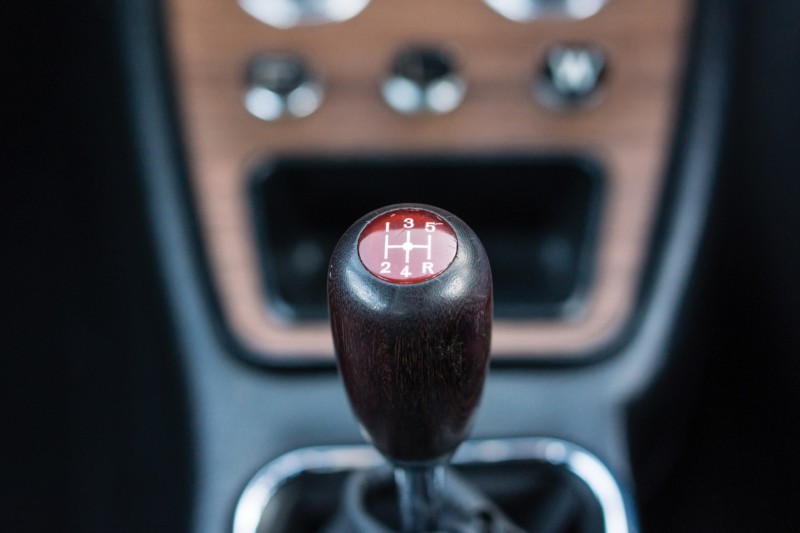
[{"x1": 328, "y1": 204, "x2": 492, "y2": 530}]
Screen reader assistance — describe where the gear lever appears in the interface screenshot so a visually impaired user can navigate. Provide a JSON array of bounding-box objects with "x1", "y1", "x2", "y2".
[{"x1": 328, "y1": 204, "x2": 492, "y2": 532}]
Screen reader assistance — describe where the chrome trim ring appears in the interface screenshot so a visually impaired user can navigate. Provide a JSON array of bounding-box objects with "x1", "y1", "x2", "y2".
[{"x1": 233, "y1": 437, "x2": 638, "y2": 533}]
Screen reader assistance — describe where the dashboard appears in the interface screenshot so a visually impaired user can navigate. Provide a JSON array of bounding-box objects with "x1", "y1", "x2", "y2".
[
  {"x1": 168, "y1": 0, "x2": 690, "y2": 363},
  {"x1": 6, "y1": 1, "x2": 800, "y2": 532}
]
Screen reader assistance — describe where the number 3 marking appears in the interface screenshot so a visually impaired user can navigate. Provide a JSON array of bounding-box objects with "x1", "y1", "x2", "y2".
[{"x1": 403, "y1": 218, "x2": 414, "y2": 228}]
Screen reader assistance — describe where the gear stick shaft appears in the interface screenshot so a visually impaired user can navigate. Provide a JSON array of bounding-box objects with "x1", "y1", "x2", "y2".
[{"x1": 328, "y1": 204, "x2": 492, "y2": 531}]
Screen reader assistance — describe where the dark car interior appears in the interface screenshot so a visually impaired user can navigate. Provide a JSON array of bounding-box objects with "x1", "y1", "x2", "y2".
[{"x1": 7, "y1": 0, "x2": 800, "y2": 531}]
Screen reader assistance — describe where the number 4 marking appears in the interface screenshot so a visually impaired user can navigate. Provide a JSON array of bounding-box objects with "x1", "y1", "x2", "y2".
[{"x1": 400, "y1": 265, "x2": 412, "y2": 277}]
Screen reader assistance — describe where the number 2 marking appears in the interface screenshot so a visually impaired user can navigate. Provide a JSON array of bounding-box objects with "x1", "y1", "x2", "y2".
[{"x1": 380, "y1": 261, "x2": 391, "y2": 274}]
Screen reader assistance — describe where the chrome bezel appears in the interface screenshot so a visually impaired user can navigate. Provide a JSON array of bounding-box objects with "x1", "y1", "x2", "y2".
[
  {"x1": 238, "y1": 0, "x2": 372, "y2": 29},
  {"x1": 233, "y1": 437, "x2": 638, "y2": 533}
]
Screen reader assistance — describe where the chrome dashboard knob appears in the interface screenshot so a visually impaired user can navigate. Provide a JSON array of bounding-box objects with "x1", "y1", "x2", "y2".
[
  {"x1": 381, "y1": 47, "x2": 467, "y2": 116},
  {"x1": 244, "y1": 53, "x2": 323, "y2": 121},
  {"x1": 238, "y1": 0, "x2": 372, "y2": 29}
]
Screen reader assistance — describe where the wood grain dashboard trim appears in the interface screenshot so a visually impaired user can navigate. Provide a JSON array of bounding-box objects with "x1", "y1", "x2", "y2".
[{"x1": 165, "y1": 0, "x2": 693, "y2": 363}]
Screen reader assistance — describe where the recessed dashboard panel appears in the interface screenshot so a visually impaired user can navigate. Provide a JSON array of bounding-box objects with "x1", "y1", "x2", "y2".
[
  {"x1": 165, "y1": 0, "x2": 693, "y2": 364},
  {"x1": 251, "y1": 156, "x2": 601, "y2": 321}
]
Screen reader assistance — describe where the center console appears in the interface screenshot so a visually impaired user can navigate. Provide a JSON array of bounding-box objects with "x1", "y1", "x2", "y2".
[{"x1": 109, "y1": 0, "x2": 735, "y2": 530}]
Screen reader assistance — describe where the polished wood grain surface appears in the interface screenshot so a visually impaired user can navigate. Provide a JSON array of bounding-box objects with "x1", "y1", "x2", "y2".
[
  {"x1": 165, "y1": 0, "x2": 693, "y2": 362},
  {"x1": 329, "y1": 205, "x2": 492, "y2": 462}
]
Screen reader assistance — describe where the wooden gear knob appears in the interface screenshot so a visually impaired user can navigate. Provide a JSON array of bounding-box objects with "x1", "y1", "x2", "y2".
[{"x1": 328, "y1": 204, "x2": 493, "y2": 464}]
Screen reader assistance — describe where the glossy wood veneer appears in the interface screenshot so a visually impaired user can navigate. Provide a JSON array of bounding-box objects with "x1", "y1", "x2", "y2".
[{"x1": 166, "y1": 0, "x2": 693, "y2": 363}]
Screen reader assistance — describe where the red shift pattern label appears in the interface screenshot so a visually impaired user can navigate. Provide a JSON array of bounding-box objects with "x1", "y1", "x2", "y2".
[{"x1": 358, "y1": 208, "x2": 458, "y2": 284}]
